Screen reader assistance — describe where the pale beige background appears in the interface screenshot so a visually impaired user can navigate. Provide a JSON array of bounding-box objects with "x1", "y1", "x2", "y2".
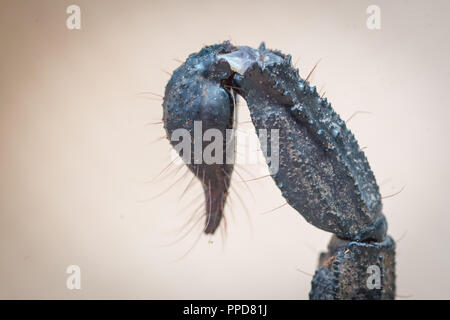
[{"x1": 1, "y1": 0, "x2": 449, "y2": 299}]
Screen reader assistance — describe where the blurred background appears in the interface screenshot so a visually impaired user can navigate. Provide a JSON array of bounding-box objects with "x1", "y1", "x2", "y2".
[{"x1": 1, "y1": 0, "x2": 449, "y2": 299}]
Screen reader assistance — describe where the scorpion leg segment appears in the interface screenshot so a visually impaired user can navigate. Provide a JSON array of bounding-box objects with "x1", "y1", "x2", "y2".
[
  {"x1": 220, "y1": 45, "x2": 387, "y2": 241},
  {"x1": 310, "y1": 235, "x2": 396, "y2": 300}
]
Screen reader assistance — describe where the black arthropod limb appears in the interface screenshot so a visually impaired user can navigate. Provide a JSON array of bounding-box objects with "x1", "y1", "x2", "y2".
[
  {"x1": 162, "y1": 42, "x2": 395, "y2": 299},
  {"x1": 219, "y1": 43, "x2": 387, "y2": 242},
  {"x1": 163, "y1": 42, "x2": 237, "y2": 234}
]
